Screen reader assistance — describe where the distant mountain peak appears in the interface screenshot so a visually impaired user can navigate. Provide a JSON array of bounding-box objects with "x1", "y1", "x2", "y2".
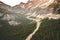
[
  {"x1": 0, "y1": 1, "x2": 5, "y2": 5},
  {"x1": 0, "y1": 1, "x2": 3, "y2": 3},
  {"x1": 0, "y1": 1, "x2": 11, "y2": 7}
]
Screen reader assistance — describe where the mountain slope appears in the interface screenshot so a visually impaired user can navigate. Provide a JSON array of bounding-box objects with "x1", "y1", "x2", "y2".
[{"x1": 0, "y1": 0, "x2": 60, "y2": 40}]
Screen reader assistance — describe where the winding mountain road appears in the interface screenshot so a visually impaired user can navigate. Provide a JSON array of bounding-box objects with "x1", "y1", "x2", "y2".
[
  {"x1": 25, "y1": 18, "x2": 41, "y2": 40},
  {"x1": 25, "y1": 0, "x2": 59, "y2": 40},
  {"x1": 25, "y1": 12, "x2": 60, "y2": 40}
]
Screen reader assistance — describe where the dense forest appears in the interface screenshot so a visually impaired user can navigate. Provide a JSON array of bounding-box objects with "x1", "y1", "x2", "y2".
[{"x1": 31, "y1": 18, "x2": 60, "y2": 40}]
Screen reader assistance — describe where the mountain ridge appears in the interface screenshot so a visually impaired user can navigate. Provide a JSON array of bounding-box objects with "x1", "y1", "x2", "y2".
[{"x1": 14, "y1": 0, "x2": 55, "y2": 9}]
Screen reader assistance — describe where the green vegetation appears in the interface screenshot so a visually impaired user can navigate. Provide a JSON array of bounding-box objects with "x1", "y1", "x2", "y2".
[
  {"x1": 0, "y1": 19, "x2": 36, "y2": 40},
  {"x1": 0, "y1": 8, "x2": 36, "y2": 40},
  {"x1": 31, "y1": 18, "x2": 60, "y2": 40}
]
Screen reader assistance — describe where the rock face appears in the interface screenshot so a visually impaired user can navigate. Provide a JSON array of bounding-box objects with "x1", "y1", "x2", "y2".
[
  {"x1": 0, "y1": 0, "x2": 55, "y2": 26},
  {"x1": 25, "y1": 0, "x2": 49, "y2": 8},
  {"x1": 14, "y1": 0, "x2": 54, "y2": 9}
]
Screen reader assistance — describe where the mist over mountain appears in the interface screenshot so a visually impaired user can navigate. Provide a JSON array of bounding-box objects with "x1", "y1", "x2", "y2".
[{"x1": 0, "y1": 0, "x2": 60, "y2": 40}]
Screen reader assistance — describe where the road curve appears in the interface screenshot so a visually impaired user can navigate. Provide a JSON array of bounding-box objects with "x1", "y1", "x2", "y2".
[{"x1": 25, "y1": 19, "x2": 41, "y2": 40}]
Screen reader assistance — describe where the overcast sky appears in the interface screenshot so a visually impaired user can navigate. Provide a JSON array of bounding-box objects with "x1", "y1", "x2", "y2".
[{"x1": 0, "y1": 0, "x2": 28, "y2": 6}]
